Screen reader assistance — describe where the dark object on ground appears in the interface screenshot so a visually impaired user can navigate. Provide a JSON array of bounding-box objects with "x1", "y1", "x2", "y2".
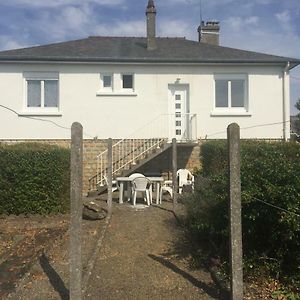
[
  {"x1": 182, "y1": 184, "x2": 193, "y2": 193},
  {"x1": 82, "y1": 202, "x2": 107, "y2": 220},
  {"x1": 208, "y1": 256, "x2": 230, "y2": 299}
]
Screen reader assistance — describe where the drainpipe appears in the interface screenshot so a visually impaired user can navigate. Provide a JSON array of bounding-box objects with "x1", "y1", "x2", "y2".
[{"x1": 283, "y1": 62, "x2": 290, "y2": 141}]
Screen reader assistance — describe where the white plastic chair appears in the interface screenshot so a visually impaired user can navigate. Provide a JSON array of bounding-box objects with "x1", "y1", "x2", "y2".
[
  {"x1": 129, "y1": 173, "x2": 145, "y2": 179},
  {"x1": 159, "y1": 180, "x2": 173, "y2": 203},
  {"x1": 103, "y1": 175, "x2": 118, "y2": 192},
  {"x1": 177, "y1": 169, "x2": 194, "y2": 194},
  {"x1": 131, "y1": 177, "x2": 152, "y2": 206},
  {"x1": 127, "y1": 173, "x2": 146, "y2": 201}
]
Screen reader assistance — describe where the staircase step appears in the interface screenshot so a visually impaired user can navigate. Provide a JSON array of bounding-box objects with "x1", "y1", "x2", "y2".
[{"x1": 89, "y1": 140, "x2": 179, "y2": 194}]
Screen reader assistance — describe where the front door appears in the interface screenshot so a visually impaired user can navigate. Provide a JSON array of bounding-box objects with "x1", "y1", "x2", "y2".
[{"x1": 168, "y1": 85, "x2": 189, "y2": 141}]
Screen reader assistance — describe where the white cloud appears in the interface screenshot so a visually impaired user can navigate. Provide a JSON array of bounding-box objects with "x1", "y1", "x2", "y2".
[
  {"x1": 0, "y1": 36, "x2": 26, "y2": 50},
  {"x1": 254, "y1": 0, "x2": 273, "y2": 4},
  {"x1": 93, "y1": 20, "x2": 145, "y2": 36},
  {"x1": 245, "y1": 16, "x2": 259, "y2": 25},
  {"x1": 158, "y1": 20, "x2": 194, "y2": 38},
  {"x1": 275, "y1": 10, "x2": 292, "y2": 31},
  {"x1": 3, "y1": 0, "x2": 124, "y2": 8},
  {"x1": 224, "y1": 16, "x2": 259, "y2": 31}
]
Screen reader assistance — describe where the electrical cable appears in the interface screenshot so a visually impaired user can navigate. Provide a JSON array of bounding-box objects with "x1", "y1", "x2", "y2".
[
  {"x1": 0, "y1": 104, "x2": 96, "y2": 139},
  {"x1": 249, "y1": 195, "x2": 300, "y2": 218},
  {"x1": 204, "y1": 120, "x2": 291, "y2": 139}
]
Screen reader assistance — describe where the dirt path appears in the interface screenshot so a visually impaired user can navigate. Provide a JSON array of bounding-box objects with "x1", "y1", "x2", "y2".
[
  {"x1": 4, "y1": 199, "x2": 220, "y2": 299},
  {"x1": 85, "y1": 202, "x2": 219, "y2": 299}
]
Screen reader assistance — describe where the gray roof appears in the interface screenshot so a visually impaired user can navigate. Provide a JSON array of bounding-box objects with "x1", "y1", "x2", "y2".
[{"x1": 0, "y1": 36, "x2": 299, "y2": 68}]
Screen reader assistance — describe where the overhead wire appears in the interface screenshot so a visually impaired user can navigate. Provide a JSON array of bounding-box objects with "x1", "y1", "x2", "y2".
[
  {"x1": 0, "y1": 104, "x2": 96, "y2": 139},
  {"x1": 204, "y1": 120, "x2": 291, "y2": 139},
  {"x1": 249, "y1": 196, "x2": 300, "y2": 218}
]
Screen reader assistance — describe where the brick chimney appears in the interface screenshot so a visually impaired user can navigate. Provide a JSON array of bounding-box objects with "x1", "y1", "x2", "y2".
[
  {"x1": 146, "y1": 0, "x2": 157, "y2": 50},
  {"x1": 198, "y1": 21, "x2": 220, "y2": 46}
]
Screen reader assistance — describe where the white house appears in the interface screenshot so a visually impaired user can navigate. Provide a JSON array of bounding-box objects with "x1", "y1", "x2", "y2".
[{"x1": 0, "y1": 0, "x2": 299, "y2": 193}]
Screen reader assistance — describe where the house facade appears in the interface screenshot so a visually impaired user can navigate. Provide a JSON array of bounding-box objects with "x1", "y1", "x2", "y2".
[
  {"x1": 0, "y1": 61, "x2": 296, "y2": 140},
  {"x1": 0, "y1": 0, "x2": 299, "y2": 193}
]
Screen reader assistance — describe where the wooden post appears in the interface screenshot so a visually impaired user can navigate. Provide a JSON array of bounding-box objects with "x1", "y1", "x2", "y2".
[
  {"x1": 107, "y1": 138, "x2": 113, "y2": 215},
  {"x1": 172, "y1": 138, "x2": 178, "y2": 211},
  {"x1": 70, "y1": 122, "x2": 83, "y2": 300},
  {"x1": 227, "y1": 123, "x2": 243, "y2": 300}
]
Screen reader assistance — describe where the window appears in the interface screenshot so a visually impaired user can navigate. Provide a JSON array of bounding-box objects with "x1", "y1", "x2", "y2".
[
  {"x1": 24, "y1": 72, "x2": 59, "y2": 111},
  {"x1": 101, "y1": 74, "x2": 113, "y2": 90},
  {"x1": 214, "y1": 74, "x2": 247, "y2": 110},
  {"x1": 122, "y1": 74, "x2": 133, "y2": 89},
  {"x1": 103, "y1": 75, "x2": 112, "y2": 88},
  {"x1": 96, "y1": 73, "x2": 137, "y2": 96}
]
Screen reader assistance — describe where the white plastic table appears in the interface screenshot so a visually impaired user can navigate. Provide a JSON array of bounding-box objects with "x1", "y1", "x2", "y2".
[{"x1": 116, "y1": 176, "x2": 164, "y2": 205}]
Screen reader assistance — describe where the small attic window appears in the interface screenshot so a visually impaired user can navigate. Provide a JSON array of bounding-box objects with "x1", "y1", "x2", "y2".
[
  {"x1": 101, "y1": 74, "x2": 113, "y2": 91},
  {"x1": 122, "y1": 74, "x2": 134, "y2": 89},
  {"x1": 103, "y1": 75, "x2": 112, "y2": 88}
]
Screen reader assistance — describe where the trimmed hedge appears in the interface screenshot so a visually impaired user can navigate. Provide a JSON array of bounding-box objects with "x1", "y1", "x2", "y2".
[
  {"x1": 185, "y1": 140, "x2": 300, "y2": 281},
  {"x1": 0, "y1": 143, "x2": 70, "y2": 215}
]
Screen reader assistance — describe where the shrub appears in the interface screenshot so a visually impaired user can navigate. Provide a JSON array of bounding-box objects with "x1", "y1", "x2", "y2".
[
  {"x1": 184, "y1": 140, "x2": 300, "y2": 281},
  {"x1": 200, "y1": 140, "x2": 228, "y2": 176},
  {"x1": 0, "y1": 143, "x2": 70, "y2": 215}
]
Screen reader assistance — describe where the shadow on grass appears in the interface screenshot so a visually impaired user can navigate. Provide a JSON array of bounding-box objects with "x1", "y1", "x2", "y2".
[
  {"x1": 148, "y1": 254, "x2": 221, "y2": 299},
  {"x1": 39, "y1": 253, "x2": 69, "y2": 300}
]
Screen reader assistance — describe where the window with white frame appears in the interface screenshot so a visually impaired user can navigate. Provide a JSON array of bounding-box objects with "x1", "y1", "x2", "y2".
[
  {"x1": 97, "y1": 72, "x2": 137, "y2": 96},
  {"x1": 24, "y1": 72, "x2": 59, "y2": 111},
  {"x1": 214, "y1": 74, "x2": 248, "y2": 110},
  {"x1": 101, "y1": 74, "x2": 113, "y2": 91},
  {"x1": 122, "y1": 74, "x2": 134, "y2": 90}
]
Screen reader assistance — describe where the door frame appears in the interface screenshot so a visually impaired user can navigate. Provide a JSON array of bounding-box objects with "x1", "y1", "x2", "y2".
[{"x1": 167, "y1": 84, "x2": 190, "y2": 141}]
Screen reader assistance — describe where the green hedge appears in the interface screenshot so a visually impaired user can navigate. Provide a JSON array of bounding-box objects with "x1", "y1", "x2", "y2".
[
  {"x1": 0, "y1": 143, "x2": 70, "y2": 215},
  {"x1": 185, "y1": 140, "x2": 300, "y2": 281}
]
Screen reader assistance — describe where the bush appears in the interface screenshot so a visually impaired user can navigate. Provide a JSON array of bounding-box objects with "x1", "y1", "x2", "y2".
[
  {"x1": 0, "y1": 143, "x2": 70, "y2": 215},
  {"x1": 185, "y1": 140, "x2": 300, "y2": 282},
  {"x1": 200, "y1": 140, "x2": 228, "y2": 176}
]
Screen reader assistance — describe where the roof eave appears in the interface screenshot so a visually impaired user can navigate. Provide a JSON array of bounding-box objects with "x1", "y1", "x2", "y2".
[{"x1": 0, "y1": 56, "x2": 299, "y2": 68}]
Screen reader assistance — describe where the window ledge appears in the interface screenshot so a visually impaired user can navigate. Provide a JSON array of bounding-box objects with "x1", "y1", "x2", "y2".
[
  {"x1": 96, "y1": 91, "x2": 137, "y2": 97},
  {"x1": 211, "y1": 110, "x2": 252, "y2": 117},
  {"x1": 19, "y1": 111, "x2": 62, "y2": 117}
]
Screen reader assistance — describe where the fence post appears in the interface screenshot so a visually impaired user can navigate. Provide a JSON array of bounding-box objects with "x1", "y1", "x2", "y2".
[
  {"x1": 107, "y1": 138, "x2": 113, "y2": 215},
  {"x1": 70, "y1": 122, "x2": 83, "y2": 300},
  {"x1": 172, "y1": 138, "x2": 178, "y2": 211},
  {"x1": 227, "y1": 123, "x2": 243, "y2": 300}
]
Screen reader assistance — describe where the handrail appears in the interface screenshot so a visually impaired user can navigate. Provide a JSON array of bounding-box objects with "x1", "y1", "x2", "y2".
[{"x1": 89, "y1": 113, "x2": 198, "y2": 191}]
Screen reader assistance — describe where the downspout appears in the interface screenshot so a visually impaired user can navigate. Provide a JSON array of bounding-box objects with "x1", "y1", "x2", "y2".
[{"x1": 283, "y1": 62, "x2": 290, "y2": 141}]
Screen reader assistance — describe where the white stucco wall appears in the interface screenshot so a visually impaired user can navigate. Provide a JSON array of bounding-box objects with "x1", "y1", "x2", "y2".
[{"x1": 0, "y1": 62, "x2": 288, "y2": 140}]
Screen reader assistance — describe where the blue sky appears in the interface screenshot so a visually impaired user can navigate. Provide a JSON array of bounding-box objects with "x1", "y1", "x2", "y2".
[{"x1": 0, "y1": 0, "x2": 299, "y2": 114}]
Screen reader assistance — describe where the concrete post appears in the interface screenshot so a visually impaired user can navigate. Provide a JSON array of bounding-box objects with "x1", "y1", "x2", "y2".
[
  {"x1": 227, "y1": 123, "x2": 243, "y2": 300},
  {"x1": 172, "y1": 138, "x2": 178, "y2": 211},
  {"x1": 70, "y1": 122, "x2": 83, "y2": 300},
  {"x1": 107, "y1": 138, "x2": 113, "y2": 215}
]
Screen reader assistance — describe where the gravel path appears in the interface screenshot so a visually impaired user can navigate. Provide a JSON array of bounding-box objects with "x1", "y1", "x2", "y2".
[
  {"x1": 85, "y1": 202, "x2": 219, "y2": 299},
  {"x1": 6, "y1": 199, "x2": 220, "y2": 299}
]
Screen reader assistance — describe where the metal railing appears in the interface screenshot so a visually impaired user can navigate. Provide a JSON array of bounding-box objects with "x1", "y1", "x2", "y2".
[{"x1": 89, "y1": 113, "x2": 197, "y2": 191}]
